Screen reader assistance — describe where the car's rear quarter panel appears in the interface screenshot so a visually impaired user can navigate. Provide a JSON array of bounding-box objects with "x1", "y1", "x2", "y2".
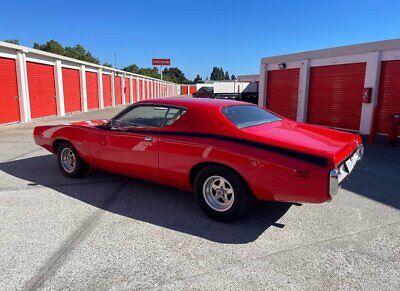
[
  {"x1": 34, "y1": 125, "x2": 91, "y2": 159},
  {"x1": 159, "y1": 135, "x2": 329, "y2": 203}
]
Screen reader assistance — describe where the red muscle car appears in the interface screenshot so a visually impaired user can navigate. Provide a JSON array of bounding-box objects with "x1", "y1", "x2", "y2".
[{"x1": 34, "y1": 98, "x2": 363, "y2": 221}]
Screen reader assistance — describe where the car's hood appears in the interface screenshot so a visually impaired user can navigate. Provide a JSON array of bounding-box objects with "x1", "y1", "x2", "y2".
[{"x1": 241, "y1": 119, "x2": 362, "y2": 167}]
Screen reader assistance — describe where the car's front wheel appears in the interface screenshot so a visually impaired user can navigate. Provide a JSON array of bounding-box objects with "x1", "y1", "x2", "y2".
[
  {"x1": 194, "y1": 165, "x2": 254, "y2": 222},
  {"x1": 57, "y1": 142, "x2": 88, "y2": 178}
]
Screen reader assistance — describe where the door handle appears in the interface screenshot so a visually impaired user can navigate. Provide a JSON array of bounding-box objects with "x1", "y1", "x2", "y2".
[{"x1": 144, "y1": 136, "x2": 153, "y2": 142}]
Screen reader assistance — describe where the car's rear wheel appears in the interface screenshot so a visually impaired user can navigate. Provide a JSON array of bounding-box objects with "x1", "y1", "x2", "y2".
[
  {"x1": 57, "y1": 142, "x2": 88, "y2": 178},
  {"x1": 194, "y1": 165, "x2": 254, "y2": 222}
]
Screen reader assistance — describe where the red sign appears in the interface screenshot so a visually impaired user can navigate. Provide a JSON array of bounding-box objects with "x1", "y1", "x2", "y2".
[{"x1": 152, "y1": 58, "x2": 171, "y2": 66}]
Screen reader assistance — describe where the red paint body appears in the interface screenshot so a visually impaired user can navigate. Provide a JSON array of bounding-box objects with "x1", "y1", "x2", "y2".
[{"x1": 34, "y1": 98, "x2": 362, "y2": 204}]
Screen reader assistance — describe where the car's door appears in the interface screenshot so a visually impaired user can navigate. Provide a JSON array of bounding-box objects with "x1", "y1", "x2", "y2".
[{"x1": 88, "y1": 105, "x2": 168, "y2": 180}]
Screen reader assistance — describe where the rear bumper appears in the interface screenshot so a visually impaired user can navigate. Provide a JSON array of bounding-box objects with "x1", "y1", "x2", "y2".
[{"x1": 329, "y1": 144, "x2": 364, "y2": 196}]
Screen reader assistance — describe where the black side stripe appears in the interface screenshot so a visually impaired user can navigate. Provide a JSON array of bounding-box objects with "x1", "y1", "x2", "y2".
[{"x1": 95, "y1": 126, "x2": 328, "y2": 167}]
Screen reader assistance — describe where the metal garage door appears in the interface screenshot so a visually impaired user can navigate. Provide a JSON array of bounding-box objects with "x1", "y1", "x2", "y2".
[
  {"x1": 27, "y1": 62, "x2": 57, "y2": 119},
  {"x1": 86, "y1": 71, "x2": 99, "y2": 109},
  {"x1": 132, "y1": 79, "x2": 137, "y2": 102},
  {"x1": 181, "y1": 85, "x2": 188, "y2": 95},
  {"x1": 144, "y1": 80, "x2": 148, "y2": 100},
  {"x1": 189, "y1": 85, "x2": 196, "y2": 94},
  {"x1": 139, "y1": 79, "x2": 143, "y2": 101},
  {"x1": 375, "y1": 60, "x2": 400, "y2": 134},
  {"x1": 307, "y1": 63, "x2": 366, "y2": 131},
  {"x1": 0, "y1": 57, "x2": 20, "y2": 124},
  {"x1": 266, "y1": 69, "x2": 299, "y2": 120},
  {"x1": 115, "y1": 76, "x2": 122, "y2": 104},
  {"x1": 125, "y1": 78, "x2": 131, "y2": 104},
  {"x1": 62, "y1": 68, "x2": 81, "y2": 113},
  {"x1": 102, "y1": 74, "x2": 112, "y2": 107}
]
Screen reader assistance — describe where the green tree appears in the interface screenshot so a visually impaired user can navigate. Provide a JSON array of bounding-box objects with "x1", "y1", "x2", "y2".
[
  {"x1": 163, "y1": 67, "x2": 189, "y2": 83},
  {"x1": 34, "y1": 40, "x2": 64, "y2": 55},
  {"x1": 102, "y1": 62, "x2": 113, "y2": 68},
  {"x1": 193, "y1": 74, "x2": 202, "y2": 83},
  {"x1": 231, "y1": 74, "x2": 236, "y2": 80},
  {"x1": 64, "y1": 44, "x2": 100, "y2": 64},
  {"x1": 138, "y1": 67, "x2": 160, "y2": 79},
  {"x1": 224, "y1": 71, "x2": 230, "y2": 80},
  {"x1": 122, "y1": 64, "x2": 139, "y2": 73},
  {"x1": 210, "y1": 67, "x2": 225, "y2": 80},
  {"x1": 33, "y1": 40, "x2": 100, "y2": 64},
  {"x1": 3, "y1": 39, "x2": 20, "y2": 45}
]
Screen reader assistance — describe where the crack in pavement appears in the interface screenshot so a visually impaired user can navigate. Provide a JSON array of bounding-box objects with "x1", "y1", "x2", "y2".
[
  {"x1": 22, "y1": 182, "x2": 129, "y2": 291},
  {"x1": 150, "y1": 220, "x2": 400, "y2": 290}
]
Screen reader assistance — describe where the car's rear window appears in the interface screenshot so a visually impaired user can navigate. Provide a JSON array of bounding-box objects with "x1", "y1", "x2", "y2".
[{"x1": 222, "y1": 105, "x2": 281, "y2": 128}]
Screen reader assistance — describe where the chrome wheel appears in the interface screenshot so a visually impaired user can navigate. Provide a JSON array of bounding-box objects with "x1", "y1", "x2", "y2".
[
  {"x1": 203, "y1": 175, "x2": 235, "y2": 212},
  {"x1": 60, "y1": 148, "x2": 76, "y2": 173}
]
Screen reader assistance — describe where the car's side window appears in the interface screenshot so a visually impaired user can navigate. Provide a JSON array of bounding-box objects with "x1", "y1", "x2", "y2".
[
  {"x1": 116, "y1": 106, "x2": 168, "y2": 128},
  {"x1": 164, "y1": 108, "x2": 187, "y2": 126}
]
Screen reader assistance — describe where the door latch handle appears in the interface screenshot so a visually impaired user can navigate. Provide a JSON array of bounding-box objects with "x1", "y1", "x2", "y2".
[{"x1": 144, "y1": 136, "x2": 153, "y2": 142}]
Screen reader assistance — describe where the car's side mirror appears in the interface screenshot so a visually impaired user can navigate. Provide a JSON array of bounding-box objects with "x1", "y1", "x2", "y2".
[{"x1": 109, "y1": 119, "x2": 120, "y2": 131}]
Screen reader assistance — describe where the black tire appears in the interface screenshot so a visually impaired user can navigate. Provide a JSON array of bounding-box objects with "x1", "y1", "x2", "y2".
[
  {"x1": 194, "y1": 165, "x2": 254, "y2": 222},
  {"x1": 57, "y1": 142, "x2": 89, "y2": 178}
]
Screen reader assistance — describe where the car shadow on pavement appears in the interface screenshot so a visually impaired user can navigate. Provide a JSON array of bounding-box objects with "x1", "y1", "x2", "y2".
[
  {"x1": 341, "y1": 144, "x2": 400, "y2": 210},
  {"x1": 0, "y1": 155, "x2": 292, "y2": 244}
]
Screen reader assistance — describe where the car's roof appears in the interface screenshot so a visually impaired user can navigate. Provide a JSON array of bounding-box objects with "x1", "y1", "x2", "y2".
[{"x1": 137, "y1": 97, "x2": 250, "y2": 109}]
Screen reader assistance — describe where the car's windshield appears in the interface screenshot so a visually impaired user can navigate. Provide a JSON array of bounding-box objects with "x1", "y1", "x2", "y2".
[{"x1": 222, "y1": 105, "x2": 281, "y2": 128}]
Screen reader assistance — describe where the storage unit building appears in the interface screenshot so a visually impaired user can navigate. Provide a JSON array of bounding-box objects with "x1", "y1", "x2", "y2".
[
  {"x1": 259, "y1": 38, "x2": 400, "y2": 138},
  {"x1": 0, "y1": 41, "x2": 181, "y2": 125}
]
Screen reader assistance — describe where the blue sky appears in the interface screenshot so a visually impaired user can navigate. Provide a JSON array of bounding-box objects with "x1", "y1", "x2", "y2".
[{"x1": 1, "y1": 0, "x2": 399, "y2": 80}]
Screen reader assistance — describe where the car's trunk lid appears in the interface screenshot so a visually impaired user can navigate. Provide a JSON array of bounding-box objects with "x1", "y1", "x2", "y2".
[{"x1": 241, "y1": 119, "x2": 361, "y2": 167}]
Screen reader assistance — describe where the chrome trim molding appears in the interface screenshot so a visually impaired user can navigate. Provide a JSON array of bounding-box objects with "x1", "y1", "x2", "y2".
[
  {"x1": 329, "y1": 169, "x2": 339, "y2": 196},
  {"x1": 329, "y1": 144, "x2": 363, "y2": 196}
]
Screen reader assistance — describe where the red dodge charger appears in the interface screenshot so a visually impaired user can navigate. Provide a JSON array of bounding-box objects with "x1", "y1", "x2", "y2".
[{"x1": 34, "y1": 98, "x2": 363, "y2": 221}]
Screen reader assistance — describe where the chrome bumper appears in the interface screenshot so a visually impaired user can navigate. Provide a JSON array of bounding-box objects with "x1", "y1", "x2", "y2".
[{"x1": 329, "y1": 144, "x2": 364, "y2": 196}]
